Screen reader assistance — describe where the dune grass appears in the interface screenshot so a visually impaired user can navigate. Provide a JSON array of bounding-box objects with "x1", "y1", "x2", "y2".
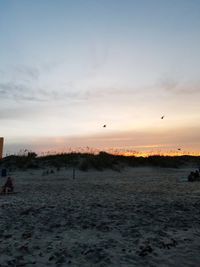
[{"x1": 1, "y1": 152, "x2": 200, "y2": 171}]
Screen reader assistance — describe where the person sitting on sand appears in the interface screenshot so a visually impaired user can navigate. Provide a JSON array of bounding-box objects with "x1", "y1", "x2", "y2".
[
  {"x1": 1, "y1": 177, "x2": 14, "y2": 194},
  {"x1": 188, "y1": 172, "x2": 195, "y2": 182}
]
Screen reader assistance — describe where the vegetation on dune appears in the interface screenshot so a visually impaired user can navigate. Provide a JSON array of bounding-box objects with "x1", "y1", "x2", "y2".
[{"x1": 0, "y1": 152, "x2": 200, "y2": 171}]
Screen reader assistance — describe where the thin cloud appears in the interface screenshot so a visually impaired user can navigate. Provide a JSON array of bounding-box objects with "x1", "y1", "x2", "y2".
[
  {"x1": 14, "y1": 65, "x2": 40, "y2": 81},
  {"x1": 0, "y1": 106, "x2": 43, "y2": 120},
  {"x1": 0, "y1": 81, "x2": 84, "y2": 102},
  {"x1": 0, "y1": 82, "x2": 45, "y2": 102},
  {"x1": 160, "y1": 77, "x2": 200, "y2": 94},
  {"x1": 0, "y1": 80, "x2": 141, "y2": 104}
]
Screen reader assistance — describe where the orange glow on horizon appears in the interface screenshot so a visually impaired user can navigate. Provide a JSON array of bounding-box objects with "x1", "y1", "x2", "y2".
[
  {"x1": 116, "y1": 151, "x2": 200, "y2": 157},
  {"x1": 33, "y1": 146, "x2": 200, "y2": 158}
]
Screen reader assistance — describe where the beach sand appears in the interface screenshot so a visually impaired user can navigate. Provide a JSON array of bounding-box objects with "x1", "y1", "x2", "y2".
[{"x1": 0, "y1": 167, "x2": 200, "y2": 266}]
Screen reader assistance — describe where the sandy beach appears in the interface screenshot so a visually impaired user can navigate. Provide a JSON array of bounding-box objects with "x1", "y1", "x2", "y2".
[{"x1": 0, "y1": 167, "x2": 200, "y2": 266}]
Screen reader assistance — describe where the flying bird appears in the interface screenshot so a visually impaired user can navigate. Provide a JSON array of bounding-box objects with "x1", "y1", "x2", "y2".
[
  {"x1": 178, "y1": 148, "x2": 181, "y2": 151},
  {"x1": 161, "y1": 115, "x2": 165, "y2": 119},
  {"x1": 103, "y1": 125, "x2": 106, "y2": 128}
]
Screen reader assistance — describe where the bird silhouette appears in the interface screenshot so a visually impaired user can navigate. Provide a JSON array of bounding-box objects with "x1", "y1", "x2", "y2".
[
  {"x1": 103, "y1": 125, "x2": 106, "y2": 128},
  {"x1": 161, "y1": 115, "x2": 165, "y2": 119},
  {"x1": 178, "y1": 148, "x2": 181, "y2": 151}
]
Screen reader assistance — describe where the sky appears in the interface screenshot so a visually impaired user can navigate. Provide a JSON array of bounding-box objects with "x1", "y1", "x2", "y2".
[{"x1": 0, "y1": 0, "x2": 200, "y2": 156}]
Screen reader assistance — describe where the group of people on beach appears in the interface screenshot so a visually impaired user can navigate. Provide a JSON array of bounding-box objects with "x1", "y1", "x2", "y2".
[
  {"x1": 188, "y1": 169, "x2": 200, "y2": 182},
  {"x1": 0, "y1": 176, "x2": 14, "y2": 194}
]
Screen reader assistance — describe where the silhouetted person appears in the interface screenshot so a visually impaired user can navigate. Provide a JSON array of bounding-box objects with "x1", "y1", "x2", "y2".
[
  {"x1": 188, "y1": 172, "x2": 194, "y2": 182},
  {"x1": 1, "y1": 177, "x2": 14, "y2": 194},
  {"x1": 188, "y1": 171, "x2": 200, "y2": 182}
]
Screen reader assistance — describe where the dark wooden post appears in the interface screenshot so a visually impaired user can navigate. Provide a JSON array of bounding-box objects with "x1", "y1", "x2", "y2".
[{"x1": 73, "y1": 167, "x2": 75, "y2": 179}]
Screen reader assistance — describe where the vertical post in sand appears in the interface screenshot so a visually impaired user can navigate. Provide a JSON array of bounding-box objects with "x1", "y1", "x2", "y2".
[
  {"x1": 0, "y1": 137, "x2": 4, "y2": 160},
  {"x1": 72, "y1": 167, "x2": 75, "y2": 179}
]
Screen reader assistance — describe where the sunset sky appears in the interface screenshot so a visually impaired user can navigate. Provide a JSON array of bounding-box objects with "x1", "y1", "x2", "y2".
[{"x1": 0, "y1": 0, "x2": 200, "y2": 155}]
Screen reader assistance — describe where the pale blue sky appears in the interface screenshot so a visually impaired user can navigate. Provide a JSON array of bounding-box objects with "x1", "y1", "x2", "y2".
[{"x1": 0, "y1": 0, "x2": 200, "y2": 154}]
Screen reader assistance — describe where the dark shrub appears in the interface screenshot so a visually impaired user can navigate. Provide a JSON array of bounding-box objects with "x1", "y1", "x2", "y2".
[{"x1": 79, "y1": 160, "x2": 89, "y2": 171}]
